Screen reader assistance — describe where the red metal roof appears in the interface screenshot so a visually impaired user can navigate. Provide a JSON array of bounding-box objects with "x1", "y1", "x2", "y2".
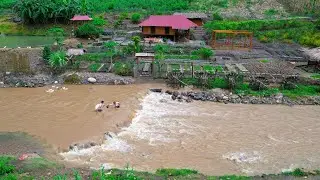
[
  {"x1": 70, "y1": 15, "x2": 92, "y2": 21},
  {"x1": 139, "y1": 15, "x2": 198, "y2": 30}
]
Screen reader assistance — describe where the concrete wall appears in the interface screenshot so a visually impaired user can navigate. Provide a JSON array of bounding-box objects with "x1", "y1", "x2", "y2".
[{"x1": 0, "y1": 48, "x2": 44, "y2": 73}]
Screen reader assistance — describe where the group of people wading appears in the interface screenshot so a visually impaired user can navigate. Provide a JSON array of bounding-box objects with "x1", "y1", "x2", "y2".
[{"x1": 95, "y1": 101, "x2": 120, "y2": 112}]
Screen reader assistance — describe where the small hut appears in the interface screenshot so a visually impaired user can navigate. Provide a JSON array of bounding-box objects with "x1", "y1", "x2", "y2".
[
  {"x1": 139, "y1": 15, "x2": 198, "y2": 41},
  {"x1": 70, "y1": 15, "x2": 92, "y2": 37},
  {"x1": 302, "y1": 48, "x2": 320, "y2": 66}
]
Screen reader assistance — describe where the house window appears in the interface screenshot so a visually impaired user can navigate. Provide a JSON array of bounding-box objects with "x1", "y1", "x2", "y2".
[
  {"x1": 165, "y1": 27, "x2": 170, "y2": 35},
  {"x1": 151, "y1": 26, "x2": 155, "y2": 34}
]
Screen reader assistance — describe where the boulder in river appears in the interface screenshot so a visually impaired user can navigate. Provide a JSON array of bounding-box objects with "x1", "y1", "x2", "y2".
[
  {"x1": 88, "y1": 77, "x2": 97, "y2": 83},
  {"x1": 150, "y1": 88, "x2": 162, "y2": 93}
]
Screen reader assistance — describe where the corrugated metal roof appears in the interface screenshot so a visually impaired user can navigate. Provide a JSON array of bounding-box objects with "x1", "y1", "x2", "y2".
[
  {"x1": 70, "y1": 15, "x2": 92, "y2": 21},
  {"x1": 139, "y1": 15, "x2": 198, "y2": 30},
  {"x1": 173, "y1": 12, "x2": 208, "y2": 19},
  {"x1": 135, "y1": 53, "x2": 155, "y2": 57}
]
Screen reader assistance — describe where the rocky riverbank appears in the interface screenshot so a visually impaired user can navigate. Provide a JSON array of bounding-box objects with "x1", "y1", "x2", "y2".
[
  {"x1": 151, "y1": 89, "x2": 320, "y2": 106},
  {"x1": 0, "y1": 72, "x2": 135, "y2": 88}
]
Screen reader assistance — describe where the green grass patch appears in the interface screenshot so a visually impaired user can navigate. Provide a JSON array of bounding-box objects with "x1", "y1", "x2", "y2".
[
  {"x1": 88, "y1": 63, "x2": 101, "y2": 72},
  {"x1": 20, "y1": 158, "x2": 59, "y2": 172},
  {"x1": 164, "y1": 54, "x2": 200, "y2": 60},
  {"x1": 281, "y1": 84, "x2": 320, "y2": 99},
  {"x1": 282, "y1": 168, "x2": 308, "y2": 177},
  {"x1": 75, "y1": 53, "x2": 109, "y2": 63},
  {"x1": 156, "y1": 168, "x2": 198, "y2": 177},
  {"x1": 208, "y1": 78, "x2": 229, "y2": 89},
  {"x1": 260, "y1": 59, "x2": 270, "y2": 63},
  {"x1": 171, "y1": 64, "x2": 181, "y2": 72},
  {"x1": 0, "y1": 156, "x2": 15, "y2": 176},
  {"x1": 208, "y1": 175, "x2": 251, "y2": 180},
  {"x1": 311, "y1": 74, "x2": 320, "y2": 79}
]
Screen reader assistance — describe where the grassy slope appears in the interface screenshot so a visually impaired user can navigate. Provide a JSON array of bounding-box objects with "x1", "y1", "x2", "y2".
[{"x1": 2, "y1": 156, "x2": 320, "y2": 180}]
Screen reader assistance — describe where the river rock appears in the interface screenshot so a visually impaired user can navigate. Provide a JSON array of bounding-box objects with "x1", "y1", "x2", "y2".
[
  {"x1": 165, "y1": 90, "x2": 172, "y2": 95},
  {"x1": 171, "y1": 95, "x2": 177, "y2": 100},
  {"x1": 150, "y1": 88, "x2": 162, "y2": 93},
  {"x1": 186, "y1": 97, "x2": 193, "y2": 103},
  {"x1": 88, "y1": 77, "x2": 97, "y2": 83},
  {"x1": 172, "y1": 91, "x2": 180, "y2": 97},
  {"x1": 275, "y1": 93, "x2": 283, "y2": 104},
  {"x1": 160, "y1": 99, "x2": 168, "y2": 103}
]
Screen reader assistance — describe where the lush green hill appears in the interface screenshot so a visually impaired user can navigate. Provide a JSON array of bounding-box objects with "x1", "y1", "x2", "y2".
[{"x1": 1, "y1": 0, "x2": 319, "y2": 18}]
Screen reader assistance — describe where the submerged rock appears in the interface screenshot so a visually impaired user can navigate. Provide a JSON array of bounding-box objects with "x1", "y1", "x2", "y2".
[{"x1": 149, "y1": 88, "x2": 162, "y2": 93}]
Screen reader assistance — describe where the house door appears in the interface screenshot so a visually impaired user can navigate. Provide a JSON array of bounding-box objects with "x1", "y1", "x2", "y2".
[
  {"x1": 151, "y1": 27, "x2": 155, "y2": 34},
  {"x1": 165, "y1": 27, "x2": 170, "y2": 35}
]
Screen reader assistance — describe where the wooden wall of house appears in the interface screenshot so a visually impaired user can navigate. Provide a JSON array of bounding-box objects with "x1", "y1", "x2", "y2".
[
  {"x1": 190, "y1": 19, "x2": 203, "y2": 26},
  {"x1": 142, "y1": 26, "x2": 175, "y2": 35}
]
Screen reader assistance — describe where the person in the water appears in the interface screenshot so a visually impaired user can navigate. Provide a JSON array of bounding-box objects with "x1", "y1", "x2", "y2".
[
  {"x1": 106, "y1": 101, "x2": 120, "y2": 108},
  {"x1": 95, "y1": 101, "x2": 105, "y2": 112}
]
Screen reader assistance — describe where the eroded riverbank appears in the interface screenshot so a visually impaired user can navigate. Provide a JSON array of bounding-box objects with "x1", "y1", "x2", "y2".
[{"x1": 1, "y1": 85, "x2": 320, "y2": 176}]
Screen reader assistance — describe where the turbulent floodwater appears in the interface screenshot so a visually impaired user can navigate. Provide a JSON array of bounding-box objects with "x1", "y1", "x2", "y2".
[{"x1": 1, "y1": 85, "x2": 320, "y2": 175}]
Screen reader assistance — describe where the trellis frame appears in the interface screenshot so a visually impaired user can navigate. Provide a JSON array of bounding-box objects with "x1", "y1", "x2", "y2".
[{"x1": 211, "y1": 30, "x2": 253, "y2": 50}]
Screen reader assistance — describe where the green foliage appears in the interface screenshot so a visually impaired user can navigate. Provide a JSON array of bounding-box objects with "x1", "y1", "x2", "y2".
[
  {"x1": 64, "y1": 74, "x2": 81, "y2": 84},
  {"x1": 192, "y1": 48, "x2": 214, "y2": 60},
  {"x1": 299, "y1": 33, "x2": 320, "y2": 47},
  {"x1": 153, "y1": 44, "x2": 170, "y2": 53},
  {"x1": 75, "y1": 53, "x2": 109, "y2": 63},
  {"x1": 88, "y1": 0, "x2": 189, "y2": 13},
  {"x1": 161, "y1": 54, "x2": 200, "y2": 60},
  {"x1": 311, "y1": 74, "x2": 320, "y2": 79},
  {"x1": 49, "y1": 51, "x2": 67, "y2": 69},
  {"x1": 47, "y1": 27, "x2": 65, "y2": 45},
  {"x1": 0, "y1": 156, "x2": 15, "y2": 176},
  {"x1": 42, "y1": 46, "x2": 52, "y2": 62},
  {"x1": 260, "y1": 59, "x2": 270, "y2": 63},
  {"x1": 282, "y1": 168, "x2": 307, "y2": 177},
  {"x1": 156, "y1": 168, "x2": 198, "y2": 176},
  {"x1": 75, "y1": 23, "x2": 102, "y2": 38},
  {"x1": 73, "y1": 170, "x2": 82, "y2": 180},
  {"x1": 92, "y1": 17, "x2": 107, "y2": 27},
  {"x1": 131, "y1": 13, "x2": 141, "y2": 23},
  {"x1": 204, "y1": 19, "x2": 313, "y2": 33},
  {"x1": 89, "y1": 63, "x2": 100, "y2": 72},
  {"x1": 20, "y1": 158, "x2": 58, "y2": 172},
  {"x1": 208, "y1": 77, "x2": 229, "y2": 89},
  {"x1": 212, "y1": 11, "x2": 223, "y2": 21},
  {"x1": 14, "y1": 0, "x2": 89, "y2": 24},
  {"x1": 264, "y1": 9, "x2": 279, "y2": 17},
  {"x1": 281, "y1": 84, "x2": 320, "y2": 98},
  {"x1": 131, "y1": 36, "x2": 142, "y2": 53},
  {"x1": 114, "y1": 62, "x2": 133, "y2": 76}
]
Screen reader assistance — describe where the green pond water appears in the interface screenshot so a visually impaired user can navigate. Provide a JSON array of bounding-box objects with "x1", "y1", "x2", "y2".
[{"x1": 0, "y1": 35, "x2": 55, "y2": 48}]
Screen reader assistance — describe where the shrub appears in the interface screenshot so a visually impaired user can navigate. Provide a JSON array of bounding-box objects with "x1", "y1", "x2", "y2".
[
  {"x1": 47, "y1": 27, "x2": 65, "y2": 45},
  {"x1": 153, "y1": 44, "x2": 169, "y2": 53},
  {"x1": 193, "y1": 48, "x2": 214, "y2": 60},
  {"x1": 92, "y1": 17, "x2": 107, "y2": 26},
  {"x1": 49, "y1": 51, "x2": 67, "y2": 70},
  {"x1": 42, "y1": 46, "x2": 52, "y2": 63},
  {"x1": 75, "y1": 23, "x2": 102, "y2": 38},
  {"x1": 249, "y1": 79, "x2": 268, "y2": 91},
  {"x1": 212, "y1": 11, "x2": 223, "y2": 21},
  {"x1": 114, "y1": 62, "x2": 133, "y2": 76},
  {"x1": 0, "y1": 156, "x2": 15, "y2": 176},
  {"x1": 64, "y1": 74, "x2": 81, "y2": 84},
  {"x1": 208, "y1": 78, "x2": 229, "y2": 89},
  {"x1": 131, "y1": 13, "x2": 141, "y2": 23},
  {"x1": 156, "y1": 168, "x2": 198, "y2": 176},
  {"x1": 264, "y1": 9, "x2": 278, "y2": 17}
]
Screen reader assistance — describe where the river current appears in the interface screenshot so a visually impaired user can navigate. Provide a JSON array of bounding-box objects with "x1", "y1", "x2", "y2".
[{"x1": 0, "y1": 85, "x2": 320, "y2": 175}]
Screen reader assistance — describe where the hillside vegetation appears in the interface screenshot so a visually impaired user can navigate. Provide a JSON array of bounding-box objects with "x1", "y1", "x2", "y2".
[{"x1": 0, "y1": 0, "x2": 319, "y2": 18}]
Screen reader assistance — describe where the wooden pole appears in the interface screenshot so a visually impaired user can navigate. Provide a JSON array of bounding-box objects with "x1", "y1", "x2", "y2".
[{"x1": 191, "y1": 62, "x2": 194, "y2": 78}]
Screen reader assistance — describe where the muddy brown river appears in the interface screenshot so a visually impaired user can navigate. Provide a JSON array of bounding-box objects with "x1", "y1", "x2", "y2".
[{"x1": 0, "y1": 85, "x2": 320, "y2": 175}]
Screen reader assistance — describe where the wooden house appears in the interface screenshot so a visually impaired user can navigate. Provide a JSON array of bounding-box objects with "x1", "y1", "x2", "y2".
[
  {"x1": 173, "y1": 12, "x2": 208, "y2": 26},
  {"x1": 139, "y1": 15, "x2": 198, "y2": 41}
]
